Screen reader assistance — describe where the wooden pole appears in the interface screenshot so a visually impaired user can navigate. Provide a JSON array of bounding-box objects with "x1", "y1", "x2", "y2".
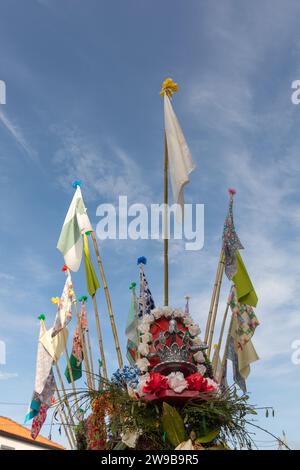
[
  {"x1": 67, "y1": 270, "x2": 93, "y2": 389},
  {"x1": 219, "y1": 314, "x2": 234, "y2": 382},
  {"x1": 72, "y1": 298, "x2": 93, "y2": 389},
  {"x1": 212, "y1": 299, "x2": 230, "y2": 374},
  {"x1": 54, "y1": 382, "x2": 75, "y2": 448},
  {"x1": 54, "y1": 363, "x2": 78, "y2": 429},
  {"x1": 84, "y1": 315, "x2": 96, "y2": 389},
  {"x1": 164, "y1": 132, "x2": 169, "y2": 306},
  {"x1": 91, "y1": 294, "x2": 108, "y2": 380},
  {"x1": 204, "y1": 250, "x2": 224, "y2": 344},
  {"x1": 90, "y1": 231, "x2": 123, "y2": 368},
  {"x1": 207, "y1": 257, "x2": 225, "y2": 357}
]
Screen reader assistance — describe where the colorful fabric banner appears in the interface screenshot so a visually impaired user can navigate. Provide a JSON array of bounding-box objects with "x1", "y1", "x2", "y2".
[
  {"x1": 126, "y1": 285, "x2": 139, "y2": 365},
  {"x1": 233, "y1": 251, "x2": 258, "y2": 308},
  {"x1": 229, "y1": 285, "x2": 259, "y2": 348},
  {"x1": 25, "y1": 321, "x2": 56, "y2": 439},
  {"x1": 51, "y1": 276, "x2": 74, "y2": 338},
  {"x1": 164, "y1": 93, "x2": 195, "y2": 221},
  {"x1": 138, "y1": 270, "x2": 155, "y2": 318},
  {"x1": 40, "y1": 325, "x2": 69, "y2": 362},
  {"x1": 31, "y1": 403, "x2": 49, "y2": 440},
  {"x1": 65, "y1": 302, "x2": 87, "y2": 383},
  {"x1": 83, "y1": 233, "x2": 100, "y2": 297},
  {"x1": 222, "y1": 194, "x2": 244, "y2": 280},
  {"x1": 57, "y1": 186, "x2": 93, "y2": 272}
]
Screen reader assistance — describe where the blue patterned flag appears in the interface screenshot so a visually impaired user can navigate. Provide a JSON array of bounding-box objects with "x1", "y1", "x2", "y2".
[
  {"x1": 222, "y1": 189, "x2": 244, "y2": 280},
  {"x1": 138, "y1": 270, "x2": 155, "y2": 318}
]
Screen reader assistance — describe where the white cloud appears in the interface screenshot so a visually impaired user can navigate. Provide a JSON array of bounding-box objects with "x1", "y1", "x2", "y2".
[{"x1": 0, "y1": 110, "x2": 37, "y2": 161}]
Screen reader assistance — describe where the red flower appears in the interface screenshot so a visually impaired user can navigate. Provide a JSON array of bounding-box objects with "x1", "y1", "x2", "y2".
[
  {"x1": 186, "y1": 372, "x2": 213, "y2": 393},
  {"x1": 143, "y1": 372, "x2": 169, "y2": 395}
]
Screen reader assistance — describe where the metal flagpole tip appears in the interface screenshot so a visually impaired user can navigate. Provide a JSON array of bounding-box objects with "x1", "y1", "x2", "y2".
[
  {"x1": 37, "y1": 314, "x2": 45, "y2": 321},
  {"x1": 129, "y1": 282, "x2": 136, "y2": 290},
  {"x1": 137, "y1": 256, "x2": 147, "y2": 265},
  {"x1": 72, "y1": 180, "x2": 81, "y2": 189}
]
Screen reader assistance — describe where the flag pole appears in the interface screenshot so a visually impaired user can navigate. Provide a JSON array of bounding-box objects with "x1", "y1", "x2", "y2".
[
  {"x1": 219, "y1": 314, "x2": 234, "y2": 382},
  {"x1": 54, "y1": 362, "x2": 78, "y2": 428},
  {"x1": 91, "y1": 294, "x2": 108, "y2": 380},
  {"x1": 207, "y1": 253, "x2": 225, "y2": 357},
  {"x1": 79, "y1": 297, "x2": 97, "y2": 387},
  {"x1": 163, "y1": 131, "x2": 169, "y2": 307},
  {"x1": 90, "y1": 231, "x2": 123, "y2": 368},
  {"x1": 212, "y1": 296, "x2": 230, "y2": 374},
  {"x1": 204, "y1": 250, "x2": 224, "y2": 345},
  {"x1": 54, "y1": 382, "x2": 76, "y2": 448}
]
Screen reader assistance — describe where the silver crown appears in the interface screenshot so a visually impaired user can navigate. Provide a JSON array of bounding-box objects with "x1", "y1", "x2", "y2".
[{"x1": 147, "y1": 316, "x2": 207, "y2": 377}]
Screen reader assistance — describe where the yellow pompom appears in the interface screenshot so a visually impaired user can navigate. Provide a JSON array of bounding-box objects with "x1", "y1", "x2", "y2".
[
  {"x1": 51, "y1": 297, "x2": 59, "y2": 304},
  {"x1": 160, "y1": 77, "x2": 179, "y2": 97}
]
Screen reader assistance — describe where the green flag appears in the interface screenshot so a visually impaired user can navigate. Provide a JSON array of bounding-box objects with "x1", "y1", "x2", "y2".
[
  {"x1": 83, "y1": 233, "x2": 100, "y2": 297},
  {"x1": 233, "y1": 251, "x2": 258, "y2": 307},
  {"x1": 65, "y1": 353, "x2": 82, "y2": 383}
]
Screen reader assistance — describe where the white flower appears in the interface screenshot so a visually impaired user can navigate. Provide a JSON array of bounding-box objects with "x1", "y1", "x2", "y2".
[
  {"x1": 143, "y1": 314, "x2": 154, "y2": 324},
  {"x1": 138, "y1": 322, "x2": 150, "y2": 334},
  {"x1": 136, "y1": 357, "x2": 150, "y2": 372},
  {"x1": 206, "y1": 377, "x2": 219, "y2": 391},
  {"x1": 152, "y1": 308, "x2": 163, "y2": 320},
  {"x1": 122, "y1": 430, "x2": 140, "y2": 448},
  {"x1": 173, "y1": 309, "x2": 184, "y2": 318},
  {"x1": 193, "y1": 351, "x2": 205, "y2": 363},
  {"x1": 182, "y1": 316, "x2": 193, "y2": 327},
  {"x1": 197, "y1": 364, "x2": 207, "y2": 375},
  {"x1": 138, "y1": 342, "x2": 149, "y2": 356},
  {"x1": 136, "y1": 373, "x2": 149, "y2": 397},
  {"x1": 167, "y1": 372, "x2": 188, "y2": 394},
  {"x1": 162, "y1": 306, "x2": 173, "y2": 318},
  {"x1": 188, "y1": 324, "x2": 201, "y2": 337},
  {"x1": 191, "y1": 337, "x2": 202, "y2": 346},
  {"x1": 141, "y1": 332, "x2": 153, "y2": 343}
]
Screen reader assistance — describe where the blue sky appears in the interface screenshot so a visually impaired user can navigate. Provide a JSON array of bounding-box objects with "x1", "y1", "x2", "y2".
[{"x1": 1, "y1": 0, "x2": 300, "y2": 449}]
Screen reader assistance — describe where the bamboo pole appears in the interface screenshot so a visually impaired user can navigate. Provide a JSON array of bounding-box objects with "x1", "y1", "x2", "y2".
[
  {"x1": 204, "y1": 250, "x2": 224, "y2": 344},
  {"x1": 54, "y1": 382, "x2": 75, "y2": 449},
  {"x1": 61, "y1": 328, "x2": 82, "y2": 408},
  {"x1": 212, "y1": 300, "x2": 230, "y2": 374},
  {"x1": 90, "y1": 231, "x2": 123, "y2": 368},
  {"x1": 67, "y1": 270, "x2": 93, "y2": 389},
  {"x1": 219, "y1": 314, "x2": 234, "y2": 382},
  {"x1": 207, "y1": 257, "x2": 225, "y2": 357},
  {"x1": 164, "y1": 132, "x2": 169, "y2": 307},
  {"x1": 72, "y1": 298, "x2": 93, "y2": 389},
  {"x1": 84, "y1": 313, "x2": 96, "y2": 388},
  {"x1": 54, "y1": 363, "x2": 78, "y2": 429},
  {"x1": 91, "y1": 294, "x2": 108, "y2": 380},
  {"x1": 140, "y1": 263, "x2": 145, "y2": 318}
]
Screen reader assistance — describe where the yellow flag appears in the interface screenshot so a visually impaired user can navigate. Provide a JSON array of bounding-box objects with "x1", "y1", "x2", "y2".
[{"x1": 233, "y1": 251, "x2": 258, "y2": 307}]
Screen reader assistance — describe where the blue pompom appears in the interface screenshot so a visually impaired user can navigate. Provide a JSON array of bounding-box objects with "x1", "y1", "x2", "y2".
[
  {"x1": 137, "y1": 256, "x2": 147, "y2": 265},
  {"x1": 72, "y1": 180, "x2": 81, "y2": 189}
]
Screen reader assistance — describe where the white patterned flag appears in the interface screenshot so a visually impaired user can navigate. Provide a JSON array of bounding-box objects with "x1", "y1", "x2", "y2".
[
  {"x1": 25, "y1": 317, "x2": 56, "y2": 440},
  {"x1": 162, "y1": 78, "x2": 195, "y2": 221},
  {"x1": 57, "y1": 185, "x2": 93, "y2": 272},
  {"x1": 51, "y1": 275, "x2": 74, "y2": 338}
]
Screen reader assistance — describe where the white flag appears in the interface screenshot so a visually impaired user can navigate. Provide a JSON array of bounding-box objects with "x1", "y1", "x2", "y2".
[
  {"x1": 57, "y1": 186, "x2": 93, "y2": 271},
  {"x1": 164, "y1": 93, "x2": 195, "y2": 220}
]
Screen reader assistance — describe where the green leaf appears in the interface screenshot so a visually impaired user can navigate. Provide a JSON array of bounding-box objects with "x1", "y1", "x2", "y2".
[
  {"x1": 196, "y1": 428, "x2": 220, "y2": 444},
  {"x1": 162, "y1": 402, "x2": 186, "y2": 447}
]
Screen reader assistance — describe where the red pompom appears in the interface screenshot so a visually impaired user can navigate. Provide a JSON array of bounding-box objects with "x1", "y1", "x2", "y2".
[
  {"x1": 228, "y1": 188, "x2": 236, "y2": 196},
  {"x1": 61, "y1": 264, "x2": 69, "y2": 272}
]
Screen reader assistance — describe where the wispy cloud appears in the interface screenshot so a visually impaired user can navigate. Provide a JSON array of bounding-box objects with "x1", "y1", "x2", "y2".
[{"x1": 0, "y1": 110, "x2": 37, "y2": 161}]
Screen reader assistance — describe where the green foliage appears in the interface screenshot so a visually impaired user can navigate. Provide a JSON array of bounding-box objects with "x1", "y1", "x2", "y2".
[{"x1": 162, "y1": 403, "x2": 186, "y2": 447}]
